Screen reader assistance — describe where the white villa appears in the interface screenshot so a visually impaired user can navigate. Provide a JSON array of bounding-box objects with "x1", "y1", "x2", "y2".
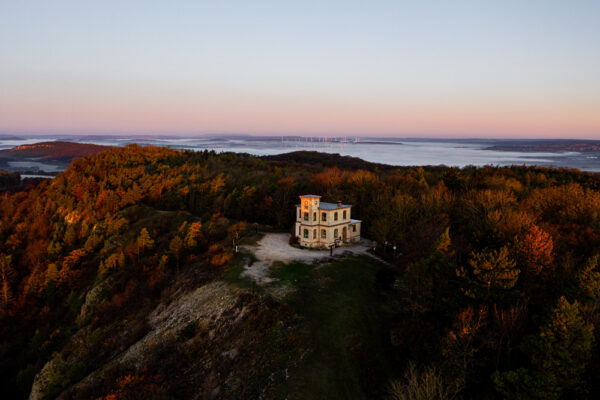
[{"x1": 294, "y1": 194, "x2": 361, "y2": 248}]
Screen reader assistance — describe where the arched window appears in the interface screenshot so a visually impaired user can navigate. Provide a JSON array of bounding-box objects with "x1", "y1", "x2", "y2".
[
  {"x1": 321, "y1": 230, "x2": 326, "y2": 239},
  {"x1": 343, "y1": 210, "x2": 347, "y2": 219},
  {"x1": 303, "y1": 229, "x2": 309, "y2": 238},
  {"x1": 313, "y1": 229, "x2": 317, "y2": 239},
  {"x1": 334, "y1": 229, "x2": 338, "y2": 238},
  {"x1": 322, "y1": 213, "x2": 327, "y2": 221},
  {"x1": 334, "y1": 212, "x2": 338, "y2": 221},
  {"x1": 313, "y1": 212, "x2": 316, "y2": 221}
]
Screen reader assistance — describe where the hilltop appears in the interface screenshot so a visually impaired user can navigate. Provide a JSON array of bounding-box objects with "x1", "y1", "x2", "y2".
[{"x1": 1, "y1": 146, "x2": 600, "y2": 399}]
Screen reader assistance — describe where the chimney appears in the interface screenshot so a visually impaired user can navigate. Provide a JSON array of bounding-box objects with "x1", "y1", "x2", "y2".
[{"x1": 337, "y1": 200, "x2": 342, "y2": 207}]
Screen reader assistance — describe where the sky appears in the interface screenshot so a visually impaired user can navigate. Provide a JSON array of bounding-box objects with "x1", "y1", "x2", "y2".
[{"x1": 0, "y1": 1, "x2": 599, "y2": 138}]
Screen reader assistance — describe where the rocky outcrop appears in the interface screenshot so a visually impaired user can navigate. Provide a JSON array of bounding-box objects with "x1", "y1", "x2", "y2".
[{"x1": 29, "y1": 281, "x2": 238, "y2": 399}]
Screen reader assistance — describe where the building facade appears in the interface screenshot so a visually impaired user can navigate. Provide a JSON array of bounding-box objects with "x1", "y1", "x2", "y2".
[{"x1": 294, "y1": 194, "x2": 361, "y2": 248}]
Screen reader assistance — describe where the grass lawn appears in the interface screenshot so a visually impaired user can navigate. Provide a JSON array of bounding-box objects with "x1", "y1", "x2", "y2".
[{"x1": 272, "y1": 255, "x2": 398, "y2": 399}]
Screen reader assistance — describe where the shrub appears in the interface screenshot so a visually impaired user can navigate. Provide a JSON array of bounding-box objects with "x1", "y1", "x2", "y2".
[{"x1": 388, "y1": 363, "x2": 452, "y2": 400}]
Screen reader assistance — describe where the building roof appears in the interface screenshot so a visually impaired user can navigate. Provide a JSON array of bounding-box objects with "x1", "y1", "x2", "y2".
[
  {"x1": 350, "y1": 219, "x2": 362, "y2": 223},
  {"x1": 318, "y1": 202, "x2": 352, "y2": 210},
  {"x1": 300, "y1": 194, "x2": 321, "y2": 198}
]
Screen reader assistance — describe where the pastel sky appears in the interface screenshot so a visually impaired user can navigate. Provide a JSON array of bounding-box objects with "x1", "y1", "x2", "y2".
[{"x1": 1, "y1": 1, "x2": 599, "y2": 138}]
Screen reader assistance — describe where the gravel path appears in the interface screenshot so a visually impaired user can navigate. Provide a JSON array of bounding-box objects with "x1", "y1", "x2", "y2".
[{"x1": 241, "y1": 233, "x2": 371, "y2": 284}]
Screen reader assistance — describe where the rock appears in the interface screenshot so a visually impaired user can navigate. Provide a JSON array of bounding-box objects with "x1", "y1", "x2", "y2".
[
  {"x1": 29, "y1": 354, "x2": 66, "y2": 400},
  {"x1": 221, "y1": 348, "x2": 239, "y2": 359}
]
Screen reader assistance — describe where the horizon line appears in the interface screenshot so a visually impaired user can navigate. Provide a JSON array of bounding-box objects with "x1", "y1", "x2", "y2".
[{"x1": 2, "y1": 132, "x2": 600, "y2": 141}]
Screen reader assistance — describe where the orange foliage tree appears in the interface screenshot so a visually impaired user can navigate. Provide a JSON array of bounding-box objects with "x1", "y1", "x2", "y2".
[{"x1": 516, "y1": 225, "x2": 554, "y2": 277}]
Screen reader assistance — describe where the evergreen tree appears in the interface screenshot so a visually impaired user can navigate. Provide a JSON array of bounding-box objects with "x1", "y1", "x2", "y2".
[
  {"x1": 494, "y1": 296, "x2": 594, "y2": 399},
  {"x1": 469, "y1": 246, "x2": 519, "y2": 290}
]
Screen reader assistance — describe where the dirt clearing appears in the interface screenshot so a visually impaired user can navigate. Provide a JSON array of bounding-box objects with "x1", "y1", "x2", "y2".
[{"x1": 241, "y1": 233, "x2": 371, "y2": 284}]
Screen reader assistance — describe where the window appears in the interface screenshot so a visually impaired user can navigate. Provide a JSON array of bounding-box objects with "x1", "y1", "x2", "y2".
[
  {"x1": 334, "y1": 212, "x2": 338, "y2": 221},
  {"x1": 299, "y1": 226, "x2": 301, "y2": 235},
  {"x1": 304, "y1": 213, "x2": 309, "y2": 221},
  {"x1": 313, "y1": 212, "x2": 316, "y2": 221},
  {"x1": 313, "y1": 229, "x2": 317, "y2": 239},
  {"x1": 303, "y1": 229, "x2": 308, "y2": 238},
  {"x1": 334, "y1": 229, "x2": 338, "y2": 238},
  {"x1": 322, "y1": 213, "x2": 326, "y2": 221},
  {"x1": 353, "y1": 225, "x2": 356, "y2": 232},
  {"x1": 321, "y1": 230, "x2": 326, "y2": 239},
  {"x1": 343, "y1": 210, "x2": 347, "y2": 219},
  {"x1": 298, "y1": 209, "x2": 301, "y2": 219}
]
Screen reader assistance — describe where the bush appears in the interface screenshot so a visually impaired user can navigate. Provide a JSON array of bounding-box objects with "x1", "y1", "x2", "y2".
[{"x1": 388, "y1": 363, "x2": 452, "y2": 400}]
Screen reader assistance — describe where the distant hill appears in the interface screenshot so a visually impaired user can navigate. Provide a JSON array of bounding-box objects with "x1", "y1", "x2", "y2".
[
  {"x1": 0, "y1": 141, "x2": 112, "y2": 174},
  {"x1": 262, "y1": 150, "x2": 397, "y2": 170},
  {"x1": 488, "y1": 140, "x2": 600, "y2": 152},
  {"x1": 0, "y1": 135, "x2": 25, "y2": 141},
  {"x1": 0, "y1": 141, "x2": 110, "y2": 160}
]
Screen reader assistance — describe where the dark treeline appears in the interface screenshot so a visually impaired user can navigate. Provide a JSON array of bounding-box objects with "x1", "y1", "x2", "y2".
[{"x1": 2, "y1": 145, "x2": 600, "y2": 399}]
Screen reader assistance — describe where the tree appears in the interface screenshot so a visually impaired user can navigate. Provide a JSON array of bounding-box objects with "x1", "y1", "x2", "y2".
[
  {"x1": 102, "y1": 253, "x2": 119, "y2": 273},
  {"x1": 494, "y1": 297, "x2": 594, "y2": 399},
  {"x1": 45, "y1": 263, "x2": 59, "y2": 285},
  {"x1": 136, "y1": 228, "x2": 154, "y2": 259},
  {"x1": 47, "y1": 240, "x2": 63, "y2": 258},
  {"x1": 184, "y1": 222, "x2": 202, "y2": 249},
  {"x1": 0, "y1": 254, "x2": 14, "y2": 311},
  {"x1": 576, "y1": 255, "x2": 600, "y2": 302},
  {"x1": 441, "y1": 306, "x2": 488, "y2": 393},
  {"x1": 158, "y1": 254, "x2": 169, "y2": 269},
  {"x1": 388, "y1": 363, "x2": 452, "y2": 400},
  {"x1": 516, "y1": 225, "x2": 553, "y2": 277},
  {"x1": 273, "y1": 176, "x2": 296, "y2": 227},
  {"x1": 434, "y1": 227, "x2": 452, "y2": 255},
  {"x1": 312, "y1": 167, "x2": 344, "y2": 194},
  {"x1": 118, "y1": 251, "x2": 126, "y2": 268},
  {"x1": 491, "y1": 301, "x2": 528, "y2": 369},
  {"x1": 64, "y1": 224, "x2": 78, "y2": 247},
  {"x1": 228, "y1": 222, "x2": 246, "y2": 250},
  {"x1": 169, "y1": 236, "x2": 183, "y2": 267},
  {"x1": 442, "y1": 168, "x2": 467, "y2": 193},
  {"x1": 469, "y1": 246, "x2": 519, "y2": 290}
]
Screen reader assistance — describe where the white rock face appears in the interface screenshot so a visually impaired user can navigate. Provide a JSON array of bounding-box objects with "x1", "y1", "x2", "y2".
[
  {"x1": 29, "y1": 354, "x2": 66, "y2": 400},
  {"x1": 29, "y1": 281, "x2": 237, "y2": 399}
]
